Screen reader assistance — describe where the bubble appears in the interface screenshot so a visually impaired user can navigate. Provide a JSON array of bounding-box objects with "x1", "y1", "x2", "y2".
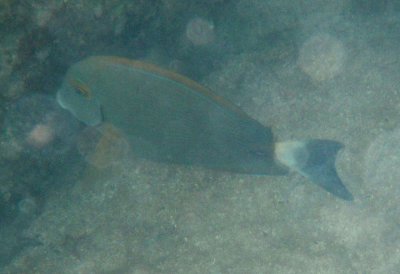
[
  {"x1": 298, "y1": 33, "x2": 346, "y2": 81},
  {"x1": 185, "y1": 17, "x2": 215, "y2": 46}
]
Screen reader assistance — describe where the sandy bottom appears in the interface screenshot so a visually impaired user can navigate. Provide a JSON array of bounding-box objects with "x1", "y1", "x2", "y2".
[{"x1": 4, "y1": 8, "x2": 400, "y2": 274}]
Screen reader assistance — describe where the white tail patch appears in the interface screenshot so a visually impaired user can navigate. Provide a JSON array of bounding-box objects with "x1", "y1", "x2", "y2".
[{"x1": 275, "y1": 141, "x2": 309, "y2": 172}]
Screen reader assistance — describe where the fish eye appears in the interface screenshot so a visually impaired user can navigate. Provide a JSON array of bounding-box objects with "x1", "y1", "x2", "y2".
[{"x1": 68, "y1": 78, "x2": 92, "y2": 99}]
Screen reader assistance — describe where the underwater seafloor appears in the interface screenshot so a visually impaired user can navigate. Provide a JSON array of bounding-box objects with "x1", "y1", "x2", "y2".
[{"x1": 1, "y1": 1, "x2": 400, "y2": 273}]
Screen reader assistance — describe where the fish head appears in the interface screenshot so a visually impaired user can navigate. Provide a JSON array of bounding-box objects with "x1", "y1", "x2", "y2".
[{"x1": 56, "y1": 73, "x2": 102, "y2": 126}]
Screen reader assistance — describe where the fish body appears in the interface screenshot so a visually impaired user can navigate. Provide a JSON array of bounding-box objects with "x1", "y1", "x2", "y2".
[{"x1": 57, "y1": 56, "x2": 353, "y2": 200}]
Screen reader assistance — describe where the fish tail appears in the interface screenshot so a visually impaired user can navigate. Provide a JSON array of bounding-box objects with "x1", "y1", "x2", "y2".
[{"x1": 275, "y1": 139, "x2": 353, "y2": 201}]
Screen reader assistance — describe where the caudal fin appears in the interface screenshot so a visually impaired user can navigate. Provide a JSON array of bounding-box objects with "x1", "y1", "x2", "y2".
[{"x1": 275, "y1": 140, "x2": 353, "y2": 201}]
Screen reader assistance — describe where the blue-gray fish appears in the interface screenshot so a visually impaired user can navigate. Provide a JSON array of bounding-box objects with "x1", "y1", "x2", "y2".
[{"x1": 57, "y1": 56, "x2": 353, "y2": 200}]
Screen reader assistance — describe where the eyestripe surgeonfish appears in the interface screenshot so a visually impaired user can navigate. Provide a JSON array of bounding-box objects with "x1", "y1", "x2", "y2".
[{"x1": 57, "y1": 56, "x2": 353, "y2": 200}]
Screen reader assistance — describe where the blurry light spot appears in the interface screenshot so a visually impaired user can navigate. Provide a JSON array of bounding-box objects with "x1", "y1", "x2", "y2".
[
  {"x1": 18, "y1": 196, "x2": 38, "y2": 215},
  {"x1": 2, "y1": 94, "x2": 80, "y2": 160},
  {"x1": 26, "y1": 124, "x2": 55, "y2": 149},
  {"x1": 185, "y1": 17, "x2": 215, "y2": 46},
  {"x1": 298, "y1": 33, "x2": 346, "y2": 82},
  {"x1": 364, "y1": 128, "x2": 400, "y2": 201}
]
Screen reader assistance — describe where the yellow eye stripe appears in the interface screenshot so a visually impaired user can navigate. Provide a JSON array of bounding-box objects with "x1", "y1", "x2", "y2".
[{"x1": 68, "y1": 77, "x2": 92, "y2": 99}]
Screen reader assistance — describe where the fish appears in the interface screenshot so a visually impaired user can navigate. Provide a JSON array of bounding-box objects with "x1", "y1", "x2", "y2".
[{"x1": 56, "y1": 56, "x2": 353, "y2": 200}]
